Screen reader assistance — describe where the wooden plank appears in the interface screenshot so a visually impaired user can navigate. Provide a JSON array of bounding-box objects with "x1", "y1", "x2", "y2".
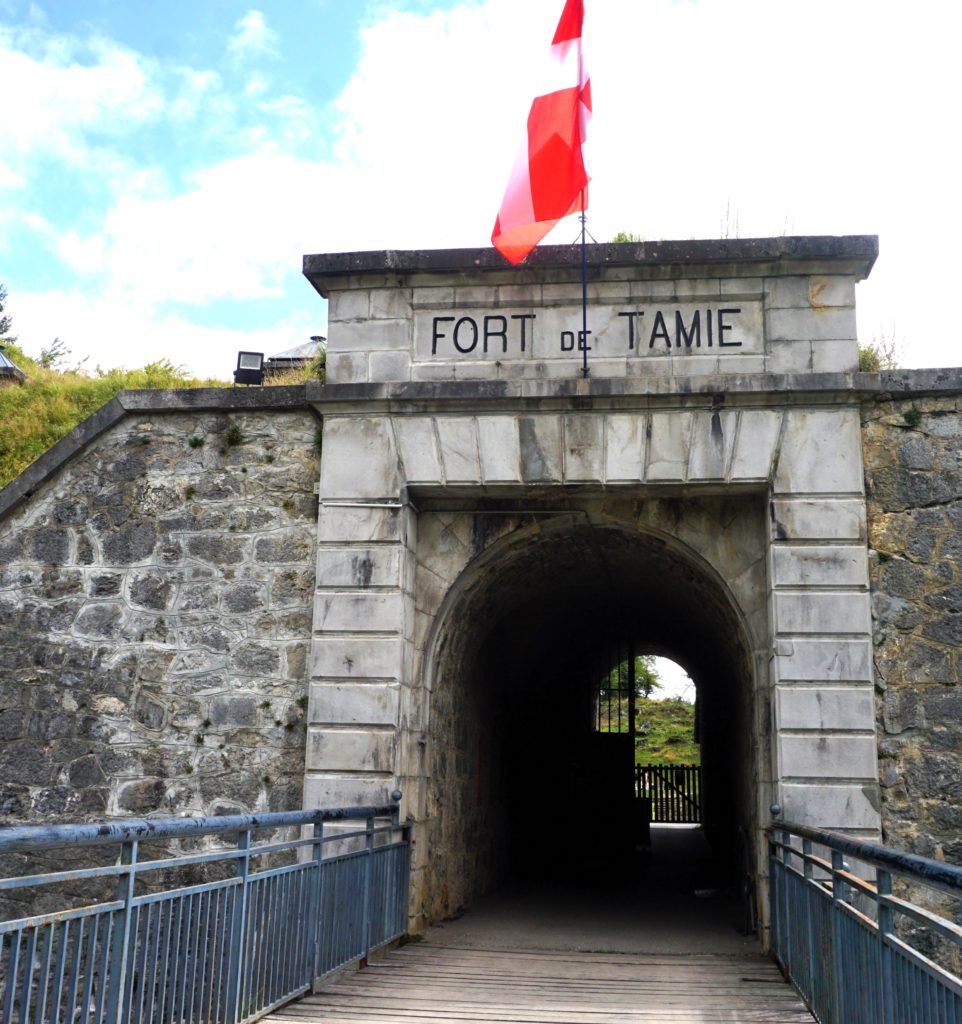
[{"x1": 264, "y1": 942, "x2": 814, "y2": 1024}]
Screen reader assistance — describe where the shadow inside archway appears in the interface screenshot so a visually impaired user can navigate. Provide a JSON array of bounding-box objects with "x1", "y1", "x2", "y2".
[{"x1": 425, "y1": 825, "x2": 758, "y2": 956}]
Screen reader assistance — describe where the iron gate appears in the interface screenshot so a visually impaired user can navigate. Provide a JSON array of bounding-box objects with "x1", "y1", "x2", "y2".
[{"x1": 635, "y1": 764, "x2": 702, "y2": 823}]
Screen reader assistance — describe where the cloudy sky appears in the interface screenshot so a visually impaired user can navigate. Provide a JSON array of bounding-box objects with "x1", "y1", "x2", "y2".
[{"x1": 1, "y1": 0, "x2": 958, "y2": 379}]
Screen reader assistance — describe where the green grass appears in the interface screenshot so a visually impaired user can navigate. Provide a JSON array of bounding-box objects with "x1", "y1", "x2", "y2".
[
  {"x1": 634, "y1": 696, "x2": 700, "y2": 765},
  {"x1": 599, "y1": 693, "x2": 700, "y2": 765}
]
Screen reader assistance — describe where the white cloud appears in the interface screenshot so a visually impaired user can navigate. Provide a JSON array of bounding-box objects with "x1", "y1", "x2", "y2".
[
  {"x1": 0, "y1": 30, "x2": 164, "y2": 169},
  {"x1": 245, "y1": 74, "x2": 270, "y2": 97},
  {"x1": 227, "y1": 10, "x2": 278, "y2": 61},
  {"x1": 4, "y1": 0, "x2": 962, "y2": 378},
  {"x1": 0, "y1": 164, "x2": 25, "y2": 189},
  {"x1": 13, "y1": 288, "x2": 321, "y2": 379}
]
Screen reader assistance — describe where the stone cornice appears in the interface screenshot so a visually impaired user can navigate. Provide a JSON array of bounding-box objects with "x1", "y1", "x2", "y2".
[{"x1": 303, "y1": 236, "x2": 879, "y2": 296}]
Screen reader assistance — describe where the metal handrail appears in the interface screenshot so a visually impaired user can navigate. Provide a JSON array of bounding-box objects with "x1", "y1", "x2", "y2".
[
  {"x1": 768, "y1": 818, "x2": 962, "y2": 1024},
  {"x1": 770, "y1": 818, "x2": 962, "y2": 900},
  {"x1": 0, "y1": 806, "x2": 411, "y2": 1024},
  {"x1": 0, "y1": 806, "x2": 397, "y2": 852}
]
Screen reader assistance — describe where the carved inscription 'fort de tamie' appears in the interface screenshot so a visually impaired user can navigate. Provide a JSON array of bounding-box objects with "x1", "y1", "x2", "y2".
[{"x1": 413, "y1": 301, "x2": 764, "y2": 362}]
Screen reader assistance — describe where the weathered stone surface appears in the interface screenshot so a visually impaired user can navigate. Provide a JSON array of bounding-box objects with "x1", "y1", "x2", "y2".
[
  {"x1": 129, "y1": 573, "x2": 174, "y2": 611},
  {"x1": 478, "y1": 417, "x2": 522, "y2": 483},
  {"x1": 864, "y1": 394, "x2": 962, "y2": 867},
  {"x1": 647, "y1": 411, "x2": 691, "y2": 481},
  {"x1": 519, "y1": 416, "x2": 562, "y2": 482},
  {"x1": 774, "y1": 409, "x2": 863, "y2": 495},
  {"x1": 32, "y1": 527, "x2": 70, "y2": 564},
  {"x1": 101, "y1": 521, "x2": 157, "y2": 564},
  {"x1": 0, "y1": 410, "x2": 317, "y2": 826}
]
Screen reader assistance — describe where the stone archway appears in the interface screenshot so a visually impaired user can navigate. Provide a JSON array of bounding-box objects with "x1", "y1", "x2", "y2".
[{"x1": 411, "y1": 494, "x2": 770, "y2": 929}]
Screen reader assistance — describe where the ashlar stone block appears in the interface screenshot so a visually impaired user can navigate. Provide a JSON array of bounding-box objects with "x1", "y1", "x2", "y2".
[
  {"x1": 778, "y1": 782, "x2": 880, "y2": 830},
  {"x1": 369, "y1": 288, "x2": 412, "y2": 320},
  {"x1": 772, "y1": 545, "x2": 868, "y2": 588},
  {"x1": 313, "y1": 592, "x2": 404, "y2": 633},
  {"x1": 778, "y1": 734, "x2": 877, "y2": 780},
  {"x1": 307, "y1": 728, "x2": 396, "y2": 773},
  {"x1": 311, "y1": 637, "x2": 402, "y2": 680},
  {"x1": 327, "y1": 290, "x2": 369, "y2": 322},
  {"x1": 776, "y1": 687, "x2": 875, "y2": 732},
  {"x1": 303, "y1": 774, "x2": 392, "y2": 809},
  {"x1": 436, "y1": 417, "x2": 482, "y2": 484},
  {"x1": 769, "y1": 307, "x2": 857, "y2": 343},
  {"x1": 396, "y1": 417, "x2": 443, "y2": 485},
  {"x1": 605, "y1": 414, "x2": 646, "y2": 483},
  {"x1": 647, "y1": 412, "x2": 692, "y2": 481},
  {"x1": 729, "y1": 410, "x2": 782, "y2": 481},
  {"x1": 773, "y1": 409, "x2": 863, "y2": 496},
  {"x1": 316, "y1": 547, "x2": 402, "y2": 589},
  {"x1": 369, "y1": 350, "x2": 411, "y2": 382},
  {"x1": 774, "y1": 592, "x2": 871, "y2": 636},
  {"x1": 767, "y1": 275, "x2": 855, "y2": 310},
  {"x1": 519, "y1": 416, "x2": 562, "y2": 482},
  {"x1": 318, "y1": 417, "x2": 400, "y2": 499},
  {"x1": 767, "y1": 341, "x2": 812, "y2": 373},
  {"x1": 770, "y1": 499, "x2": 866, "y2": 541},
  {"x1": 325, "y1": 352, "x2": 369, "y2": 385},
  {"x1": 811, "y1": 339, "x2": 858, "y2": 373},
  {"x1": 309, "y1": 682, "x2": 400, "y2": 726},
  {"x1": 563, "y1": 414, "x2": 604, "y2": 482},
  {"x1": 328, "y1": 320, "x2": 409, "y2": 353},
  {"x1": 774, "y1": 638, "x2": 873, "y2": 682},
  {"x1": 688, "y1": 410, "x2": 736, "y2": 481},
  {"x1": 478, "y1": 417, "x2": 522, "y2": 483},
  {"x1": 317, "y1": 504, "x2": 407, "y2": 544}
]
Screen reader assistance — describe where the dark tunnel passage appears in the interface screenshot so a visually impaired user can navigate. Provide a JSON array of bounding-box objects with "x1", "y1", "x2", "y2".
[{"x1": 423, "y1": 506, "x2": 767, "y2": 930}]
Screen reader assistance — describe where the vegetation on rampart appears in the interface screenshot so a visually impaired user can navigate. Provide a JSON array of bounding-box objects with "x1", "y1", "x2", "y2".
[{"x1": 0, "y1": 342, "x2": 232, "y2": 489}]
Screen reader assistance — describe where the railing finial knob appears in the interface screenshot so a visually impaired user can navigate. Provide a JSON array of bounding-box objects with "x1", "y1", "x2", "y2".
[
  {"x1": 390, "y1": 789, "x2": 403, "y2": 802},
  {"x1": 770, "y1": 803, "x2": 782, "y2": 818}
]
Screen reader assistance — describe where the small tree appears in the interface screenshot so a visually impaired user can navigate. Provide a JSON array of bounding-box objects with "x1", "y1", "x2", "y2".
[
  {"x1": 0, "y1": 284, "x2": 14, "y2": 340},
  {"x1": 858, "y1": 329, "x2": 901, "y2": 371},
  {"x1": 38, "y1": 337, "x2": 70, "y2": 369}
]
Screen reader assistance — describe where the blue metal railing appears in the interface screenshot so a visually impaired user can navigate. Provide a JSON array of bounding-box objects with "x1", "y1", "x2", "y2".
[
  {"x1": 0, "y1": 806, "x2": 410, "y2": 1024},
  {"x1": 769, "y1": 819, "x2": 962, "y2": 1024}
]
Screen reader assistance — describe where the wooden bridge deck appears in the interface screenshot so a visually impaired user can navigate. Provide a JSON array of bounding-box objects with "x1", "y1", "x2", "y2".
[
  {"x1": 268, "y1": 828, "x2": 813, "y2": 1023},
  {"x1": 266, "y1": 943, "x2": 814, "y2": 1023}
]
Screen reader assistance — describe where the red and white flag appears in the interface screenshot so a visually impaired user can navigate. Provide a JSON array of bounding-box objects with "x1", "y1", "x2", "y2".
[{"x1": 491, "y1": 0, "x2": 591, "y2": 265}]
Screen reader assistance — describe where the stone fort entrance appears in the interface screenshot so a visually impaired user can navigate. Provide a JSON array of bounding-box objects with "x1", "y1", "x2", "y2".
[{"x1": 303, "y1": 237, "x2": 881, "y2": 940}]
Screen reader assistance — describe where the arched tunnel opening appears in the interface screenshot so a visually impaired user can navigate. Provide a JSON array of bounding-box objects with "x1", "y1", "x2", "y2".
[{"x1": 421, "y1": 502, "x2": 767, "y2": 938}]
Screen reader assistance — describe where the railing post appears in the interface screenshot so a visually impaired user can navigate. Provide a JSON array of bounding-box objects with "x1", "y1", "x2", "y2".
[
  {"x1": 362, "y1": 815, "x2": 375, "y2": 959},
  {"x1": 311, "y1": 815, "x2": 325, "y2": 988},
  {"x1": 802, "y1": 838, "x2": 815, "y2": 1006},
  {"x1": 830, "y1": 849, "x2": 846, "y2": 1024},
  {"x1": 105, "y1": 838, "x2": 137, "y2": 1024},
  {"x1": 779, "y1": 829, "x2": 792, "y2": 967},
  {"x1": 227, "y1": 829, "x2": 252, "y2": 1024},
  {"x1": 877, "y1": 869, "x2": 895, "y2": 1024},
  {"x1": 397, "y1": 808, "x2": 410, "y2": 938}
]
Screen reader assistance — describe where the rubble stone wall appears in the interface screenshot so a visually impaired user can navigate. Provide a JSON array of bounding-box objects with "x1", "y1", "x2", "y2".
[
  {"x1": 0, "y1": 407, "x2": 319, "y2": 826},
  {"x1": 864, "y1": 394, "x2": 962, "y2": 857}
]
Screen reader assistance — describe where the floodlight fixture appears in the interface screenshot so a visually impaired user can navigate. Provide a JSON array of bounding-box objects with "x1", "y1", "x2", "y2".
[{"x1": 234, "y1": 351, "x2": 264, "y2": 386}]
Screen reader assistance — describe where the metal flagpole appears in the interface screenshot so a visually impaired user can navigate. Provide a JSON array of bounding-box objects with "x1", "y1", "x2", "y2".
[{"x1": 580, "y1": 202, "x2": 589, "y2": 379}]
